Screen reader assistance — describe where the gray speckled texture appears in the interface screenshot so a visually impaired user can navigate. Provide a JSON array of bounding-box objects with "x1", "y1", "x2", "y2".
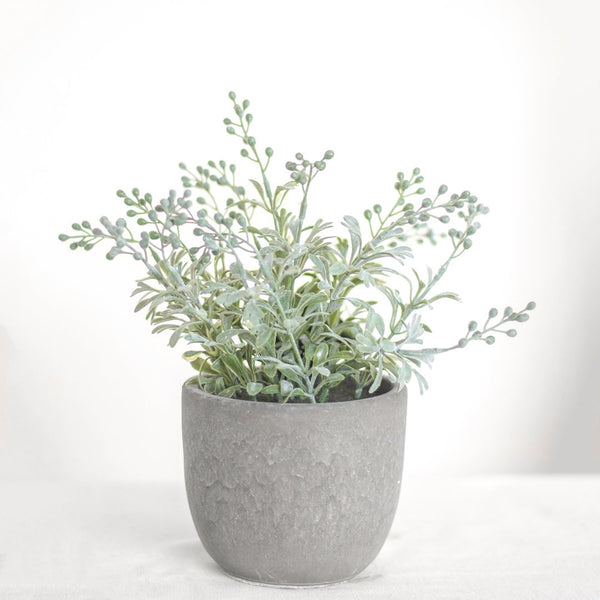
[{"x1": 182, "y1": 380, "x2": 408, "y2": 587}]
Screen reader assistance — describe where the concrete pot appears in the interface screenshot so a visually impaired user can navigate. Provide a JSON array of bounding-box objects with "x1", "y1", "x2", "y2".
[{"x1": 182, "y1": 379, "x2": 408, "y2": 587}]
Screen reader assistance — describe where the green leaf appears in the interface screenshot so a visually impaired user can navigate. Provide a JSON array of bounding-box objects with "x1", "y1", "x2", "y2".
[
  {"x1": 246, "y1": 382, "x2": 263, "y2": 396},
  {"x1": 330, "y1": 263, "x2": 347, "y2": 276},
  {"x1": 249, "y1": 179, "x2": 265, "y2": 201},
  {"x1": 342, "y1": 215, "x2": 362, "y2": 259},
  {"x1": 280, "y1": 380, "x2": 294, "y2": 396}
]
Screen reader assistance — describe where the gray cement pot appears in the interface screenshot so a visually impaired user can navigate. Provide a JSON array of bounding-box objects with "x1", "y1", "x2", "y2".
[{"x1": 182, "y1": 379, "x2": 408, "y2": 587}]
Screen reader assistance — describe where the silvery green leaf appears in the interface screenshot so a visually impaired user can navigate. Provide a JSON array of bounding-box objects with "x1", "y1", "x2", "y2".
[
  {"x1": 330, "y1": 263, "x2": 347, "y2": 276},
  {"x1": 246, "y1": 382, "x2": 263, "y2": 396},
  {"x1": 280, "y1": 380, "x2": 293, "y2": 396},
  {"x1": 249, "y1": 179, "x2": 265, "y2": 201}
]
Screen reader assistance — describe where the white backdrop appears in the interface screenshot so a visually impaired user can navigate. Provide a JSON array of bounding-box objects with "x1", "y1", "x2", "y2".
[{"x1": 1, "y1": 0, "x2": 598, "y2": 482}]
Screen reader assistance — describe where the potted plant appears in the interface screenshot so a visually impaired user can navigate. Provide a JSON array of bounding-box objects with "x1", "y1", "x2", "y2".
[{"x1": 59, "y1": 92, "x2": 535, "y2": 587}]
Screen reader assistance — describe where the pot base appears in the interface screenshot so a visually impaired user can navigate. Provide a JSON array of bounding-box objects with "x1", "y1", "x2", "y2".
[{"x1": 221, "y1": 568, "x2": 360, "y2": 588}]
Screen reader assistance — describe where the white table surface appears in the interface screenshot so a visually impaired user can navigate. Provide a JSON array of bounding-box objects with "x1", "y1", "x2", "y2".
[{"x1": 1, "y1": 477, "x2": 599, "y2": 599}]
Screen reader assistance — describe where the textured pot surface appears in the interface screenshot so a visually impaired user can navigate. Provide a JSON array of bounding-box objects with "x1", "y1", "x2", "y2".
[{"x1": 182, "y1": 380, "x2": 408, "y2": 587}]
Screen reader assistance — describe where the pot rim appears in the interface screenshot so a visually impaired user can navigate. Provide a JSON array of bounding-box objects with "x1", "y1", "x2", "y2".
[{"x1": 182, "y1": 377, "x2": 404, "y2": 409}]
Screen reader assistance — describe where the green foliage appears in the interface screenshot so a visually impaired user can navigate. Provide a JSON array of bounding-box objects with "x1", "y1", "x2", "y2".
[{"x1": 59, "y1": 92, "x2": 535, "y2": 403}]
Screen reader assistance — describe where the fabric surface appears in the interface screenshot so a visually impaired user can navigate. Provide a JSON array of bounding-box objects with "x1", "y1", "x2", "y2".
[{"x1": 1, "y1": 477, "x2": 599, "y2": 599}]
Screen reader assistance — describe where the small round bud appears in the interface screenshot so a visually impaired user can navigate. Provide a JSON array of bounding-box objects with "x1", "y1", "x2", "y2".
[
  {"x1": 324, "y1": 150, "x2": 334, "y2": 159},
  {"x1": 223, "y1": 118, "x2": 231, "y2": 125},
  {"x1": 116, "y1": 190, "x2": 126, "y2": 198},
  {"x1": 265, "y1": 147, "x2": 274, "y2": 157},
  {"x1": 468, "y1": 321, "x2": 477, "y2": 332},
  {"x1": 507, "y1": 329, "x2": 517, "y2": 337},
  {"x1": 214, "y1": 213, "x2": 223, "y2": 224},
  {"x1": 440, "y1": 215, "x2": 450, "y2": 224},
  {"x1": 516, "y1": 314, "x2": 529, "y2": 322},
  {"x1": 397, "y1": 172, "x2": 404, "y2": 181},
  {"x1": 245, "y1": 113, "x2": 253, "y2": 123},
  {"x1": 421, "y1": 198, "x2": 432, "y2": 208},
  {"x1": 72, "y1": 223, "x2": 81, "y2": 231},
  {"x1": 460, "y1": 190, "x2": 470, "y2": 199},
  {"x1": 458, "y1": 338, "x2": 468, "y2": 348},
  {"x1": 58, "y1": 234, "x2": 69, "y2": 241},
  {"x1": 314, "y1": 160, "x2": 326, "y2": 170},
  {"x1": 69, "y1": 242, "x2": 78, "y2": 250},
  {"x1": 116, "y1": 218, "x2": 126, "y2": 228},
  {"x1": 526, "y1": 301, "x2": 536, "y2": 311},
  {"x1": 291, "y1": 172, "x2": 300, "y2": 181},
  {"x1": 438, "y1": 185, "x2": 448, "y2": 195},
  {"x1": 416, "y1": 187, "x2": 426, "y2": 194},
  {"x1": 226, "y1": 126, "x2": 235, "y2": 134},
  {"x1": 504, "y1": 306, "x2": 513, "y2": 317},
  {"x1": 412, "y1": 167, "x2": 421, "y2": 176},
  {"x1": 133, "y1": 252, "x2": 142, "y2": 261},
  {"x1": 242, "y1": 99, "x2": 250, "y2": 109},
  {"x1": 485, "y1": 336, "x2": 495, "y2": 345},
  {"x1": 489, "y1": 308, "x2": 498, "y2": 318},
  {"x1": 463, "y1": 239, "x2": 473, "y2": 249},
  {"x1": 467, "y1": 225, "x2": 476, "y2": 235},
  {"x1": 295, "y1": 152, "x2": 303, "y2": 160},
  {"x1": 228, "y1": 91, "x2": 236, "y2": 100},
  {"x1": 364, "y1": 209, "x2": 372, "y2": 220},
  {"x1": 286, "y1": 161, "x2": 297, "y2": 171},
  {"x1": 373, "y1": 204, "x2": 382, "y2": 214},
  {"x1": 415, "y1": 176, "x2": 424, "y2": 183},
  {"x1": 126, "y1": 210, "x2": 136, "y2": 217}
]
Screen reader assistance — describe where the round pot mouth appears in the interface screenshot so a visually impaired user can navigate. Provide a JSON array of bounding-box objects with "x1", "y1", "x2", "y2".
[{"x1": 182, "y1": 376, "x2": 402, "y2": 408}]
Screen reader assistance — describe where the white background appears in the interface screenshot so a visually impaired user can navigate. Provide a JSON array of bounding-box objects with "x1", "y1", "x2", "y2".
[{"x1": 0, "y1": 0, "x2": 598, "y2": 483}]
